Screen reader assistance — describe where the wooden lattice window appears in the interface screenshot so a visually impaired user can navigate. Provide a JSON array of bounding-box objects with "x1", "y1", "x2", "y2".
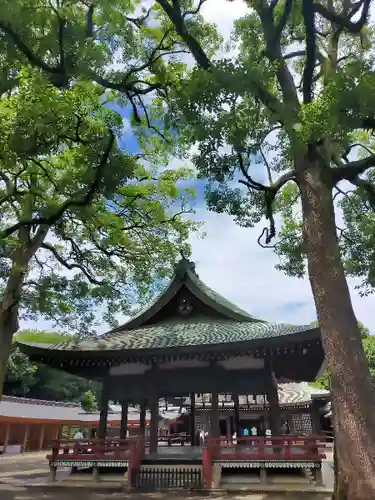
[{"x1": 290, "y1": 412, "x2": 312, "y2": 435}]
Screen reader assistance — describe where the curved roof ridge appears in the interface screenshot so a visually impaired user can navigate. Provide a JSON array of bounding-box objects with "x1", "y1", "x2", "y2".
[
  {"x1": 105, "y1": 258, "x2": 262, "y2": 334},
  {"x1": 186, "y1": 269, "x2": 263, "y2": 323}
]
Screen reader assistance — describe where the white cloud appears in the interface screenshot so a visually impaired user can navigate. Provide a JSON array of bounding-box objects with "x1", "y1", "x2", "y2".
[
  {"x1": 201, "y1": 0, "x2": 247, "y2": 39},
  {"x1": 189, "y1": 209, "x2": 375, "y2": 331}
]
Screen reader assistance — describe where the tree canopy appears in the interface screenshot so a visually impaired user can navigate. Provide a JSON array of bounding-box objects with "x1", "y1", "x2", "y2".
[
  {"x1": 4, "y1": 330, "x2": 100, "y2": 401},
  {"x1": 0, "y1": 0, "x2": 202, "y2": 397}
]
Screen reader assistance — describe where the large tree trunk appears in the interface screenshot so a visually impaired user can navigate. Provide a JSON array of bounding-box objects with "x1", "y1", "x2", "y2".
[
  {"x1": 0, "y1": 308, "x2": 19, "y2": 399},
  {"x1": 298, "y1": 156, "x2": 375, "y2": 499},
  {"x1": 0, "y1": 226, "x2": 49, "y2": 399}
]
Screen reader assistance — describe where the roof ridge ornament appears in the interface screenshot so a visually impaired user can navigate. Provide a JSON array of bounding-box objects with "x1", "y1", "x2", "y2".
[{"x1": 175, "y1": 251, "x2": 199, "y2": 279}]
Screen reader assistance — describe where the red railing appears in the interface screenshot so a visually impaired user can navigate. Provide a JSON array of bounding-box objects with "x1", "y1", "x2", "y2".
[
  {"x1": 47, "y1": 438, "x2": 134, "y2": 462},
  {"x1": 201, "y1": 444, "x2": 213, "y2": 488},
  {"x1": 206, "y1": 435, "x2": 326, "y2": 462},
  {"x1": 127, "y1": 438, "x2": 145, "y2": 488}
]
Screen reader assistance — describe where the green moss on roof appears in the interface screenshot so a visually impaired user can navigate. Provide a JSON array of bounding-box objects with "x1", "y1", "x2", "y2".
[
  {"x1": 19, "y1": 320, "x2": 315, "y2": 352},
  {"x1": 13, "y1": 330, "x2": 74, "y2": 344}
]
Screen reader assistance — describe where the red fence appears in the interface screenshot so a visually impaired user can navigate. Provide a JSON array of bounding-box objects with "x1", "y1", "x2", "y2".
[
  {"x1": 128, "y1": 438, "x2": 145, "y2": 487},
  {"x1": 206, "y1": 435, "x2": 326, "y2": 461},
  {"x1": 47, "y1": 438, "x2": 134, "y2": 462}
]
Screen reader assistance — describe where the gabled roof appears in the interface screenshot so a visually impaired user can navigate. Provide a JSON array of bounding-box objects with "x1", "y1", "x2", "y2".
[{"x1": 110, "y1": 258, "x2": 262, "y2": 332}]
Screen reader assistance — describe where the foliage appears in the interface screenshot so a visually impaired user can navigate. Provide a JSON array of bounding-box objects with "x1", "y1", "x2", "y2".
[
  {"x1": 80, "y1": 390, "x2": 98, "y2": 412},
  {"x1": 4, "y1": 330, "x2": 99, "y2": 401},
  {"x1": 0, "y1": 0, "x2": 203, "y2": 396}
]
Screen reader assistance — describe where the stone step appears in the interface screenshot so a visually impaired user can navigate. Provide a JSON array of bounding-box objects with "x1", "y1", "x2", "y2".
[
  {"x1": 267, "y1": 475, "x2": 311, "y2": 484},
  {"x1": 221, "y1": 473, "x2": 261, "y2": 484}
]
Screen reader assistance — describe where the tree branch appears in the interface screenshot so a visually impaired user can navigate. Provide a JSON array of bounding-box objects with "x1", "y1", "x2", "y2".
[
  {"x1": 273, "y1": 0, "x2": 293, "y2": 40},
  {"x1": 302, "y1": 0, "x2": 317, "y2": 103},
  {"x1": 313, "y1": 0, "x2": 371, "y2": 33},
  {"x1": 0, "y1": 131, "x2": 115, "y2": 240},
  {"x1": 183, "y1": 0, "x2": 209, "y2": 18},
  {"x1": 332, "y1": 153, "x2": 375, "y2": 183},
  {"x1": 237, "y1": 153, "x2": 296, "y2": 243},
  {"x1": 41, "y1": 242, "x2": 103, "y2": 285},
  {"x1": 156, "y1": 0, "x2": 284, "y2": 118}
]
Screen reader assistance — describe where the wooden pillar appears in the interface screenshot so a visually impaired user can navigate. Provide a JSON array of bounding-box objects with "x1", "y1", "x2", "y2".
[
  {"x1": 310, "y1": 400, "x2": 321, "y2": 434},
  {"x1": 139, "y1": 401, "x2": 147, "y2": 437},
  {"x1": 98, "y1": 379, "x2": 109, "y2": 439},
  {"x1": 149, "y1": 393, "x2": 159, "y2": 454},
  {"x1": 3, "y1": 423, "x2": 10, "y2": 453},
  {"x1": 226, "y1": 416, "x2": 231, "y2": 444},
  {"x1": 233, "y1": 394, "x2": 240, "y2": 436},
  {"x1": 210, "y1": 390, "x2": 219, "y2": 437},
  {"x1": 190, "y1": 393, "x2": 196, "y2": 446},
  {"x1": 120, "y1": 401, "x2": 128, "y2": 439},
  {"x1": 265, "y1": 359, "x2": 282, "y2": 436},
  {"x1": 22, "y1": 424, "x2": 29, "y2": 453},
  {"x1": 38, "y1": 425, "x2": 45, "y2": 451}
]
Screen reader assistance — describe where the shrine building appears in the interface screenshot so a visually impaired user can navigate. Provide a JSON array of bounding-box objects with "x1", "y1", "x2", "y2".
[{"x1": 17, "y1": 258, "x2": 328, "y2": 489}]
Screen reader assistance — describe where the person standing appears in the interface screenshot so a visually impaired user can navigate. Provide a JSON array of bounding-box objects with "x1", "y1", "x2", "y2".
[
  {"x1": 74, "y1": 429, "x2": 83, "y2": 440},
  {"x1": 251, "y1": 425, "x2": 258, "y2": 447}
]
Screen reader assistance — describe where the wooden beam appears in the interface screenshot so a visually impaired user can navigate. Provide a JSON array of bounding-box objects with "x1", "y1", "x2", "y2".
[
  {"x1": 139, "y1": 400, "x2": 147, "y2": 437},
  {"x1": 120, "y1": 401, "x2": 128, "y2": 439},
  {"x1": 98, "y1": 379, "x2": 109, "y2": 439},
  {"x1": 22, "y1": 424, "x2": 29, "y2": 453},
  {"x1": 3, "y1": 423, "x2": 10, "y2": 453},
  {"x1": 265, "y1": 360, "x2": 282, "y2": 435},
  {"x1": 149, "y1": 393, "x2": 159, "y2": 453},
  {"x1": 190, "y1": 393, "x2": 196, "y2": 445},
  {"x1": 233, "y1": 394, "x2": 240, "y2": 436},
  {"x1": 38, "y1": 425, "x2": 45, "y2": 451}
]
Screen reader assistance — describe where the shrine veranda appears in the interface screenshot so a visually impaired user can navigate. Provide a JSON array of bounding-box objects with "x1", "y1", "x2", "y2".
[{"x1": 17, "y1": 258, "x2": 329, "y2": 489}]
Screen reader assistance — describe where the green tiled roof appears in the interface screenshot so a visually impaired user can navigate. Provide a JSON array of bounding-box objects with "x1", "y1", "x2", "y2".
[
  {"x1": 115, "y1": 258, "x2": 262, "y2": 332},
  {"x1": 19, "y1": 320, "x2": 316, "y2": 353},
  {"x1": 187, "y1": 270, "x2": 260, "y2": 322}
]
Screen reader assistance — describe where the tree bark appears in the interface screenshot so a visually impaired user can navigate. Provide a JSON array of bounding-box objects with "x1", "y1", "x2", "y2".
[
  {"x1": 298, "y1": 156, "x2": 375, "y2": 500},
  {"x1": 0, "y1": 315, "x2": 17, "y2": 399},
  {"x1": 0, "y1": 225, "x2": 49, "y2": 398}
]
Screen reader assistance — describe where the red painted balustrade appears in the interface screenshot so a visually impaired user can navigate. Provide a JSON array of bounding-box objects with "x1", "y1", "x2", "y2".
[
  {"x1": 47, "y1": 438, "x2": 136, "y2": 462},
  {"x1": 208, "y1": 435, "x2": 327, "y2": 461},
  {"x1": 201, "y1": 435, "x2": 326, "y2": 487},
  {"x1": 127, "y1": 438, "x2": 145, "y2": 488}
]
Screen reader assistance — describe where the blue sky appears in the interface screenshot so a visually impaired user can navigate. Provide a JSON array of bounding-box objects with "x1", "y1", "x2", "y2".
[{"x1": 20, "y1": 0, "x2": 375, "y2": 334}]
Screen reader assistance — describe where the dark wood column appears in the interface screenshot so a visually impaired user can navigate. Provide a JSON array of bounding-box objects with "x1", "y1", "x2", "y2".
[
  {"x1": 233, "y1": 394, "x2": 240, "y2": 436},
  {"x1": 139, "y1": 400, "x2": 147, "y2": 437},
  {"x1": 120, "y1": 401, "x2": 128, "y2": 439},
  {"x1": 265, "y1": 359, "x2": 282, "y2": 436},
  {"x1": 189, "y1": 393, "x2": 196, "y2": 445},
  {"x1": 149, "y1": 393, "x2": 159, "y2": 453},
  {"x1": 310, "y1": 400, "x2": 321, "y2": 434},
  {"x1": 98, "y1": 379, "x2": 109, "y2": 439},
  {"x1": 210, "y1": 390, "x2": 219, "y2": 437}
]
